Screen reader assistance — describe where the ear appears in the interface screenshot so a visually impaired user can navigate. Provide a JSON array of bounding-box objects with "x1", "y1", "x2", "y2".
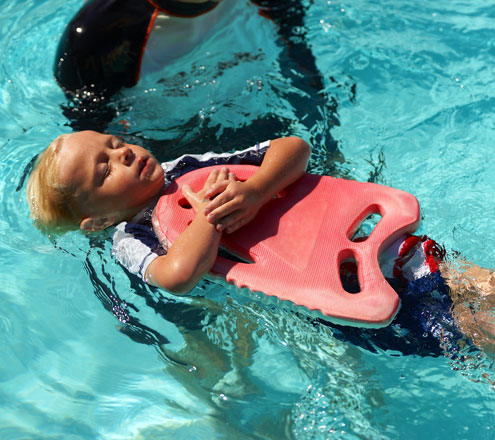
[{"x1": 79, "y1": 216, "x2": 115, "y2": 232}]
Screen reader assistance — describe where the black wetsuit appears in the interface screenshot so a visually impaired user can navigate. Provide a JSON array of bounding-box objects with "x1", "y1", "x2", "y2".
[{"x1": 54, "y1": 0, "x2": 221, "y2": 96}]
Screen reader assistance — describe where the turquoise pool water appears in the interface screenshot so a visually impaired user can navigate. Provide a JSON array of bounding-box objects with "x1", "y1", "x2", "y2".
[{"x1": 1, "y1": 0, "x2": 495, "y2": 438}]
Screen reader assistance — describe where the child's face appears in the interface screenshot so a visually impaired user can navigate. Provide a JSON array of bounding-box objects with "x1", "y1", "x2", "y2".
[{"x1": 57, "y1": 131, "x2": 164, "y2": 227}]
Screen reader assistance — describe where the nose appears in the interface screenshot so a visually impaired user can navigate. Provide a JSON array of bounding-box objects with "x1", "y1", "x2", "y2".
[{"x1": 120, "y1": 146, "x2": 134, "y2": 166}]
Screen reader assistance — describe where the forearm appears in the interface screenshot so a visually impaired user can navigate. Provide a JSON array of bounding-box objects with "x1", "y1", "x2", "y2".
[
  {"x1": 147, "y1": 213, "x2": 221, "y2": 293},
  {"x1": 202, "y1": 137, "x2": 311, "y2": 233},
  {"x1": 169, "y1": 213, "x2": 221, "y2": 279},
  {"x1": 248, "y1": 137, "x2": 310, "y2": 203}
]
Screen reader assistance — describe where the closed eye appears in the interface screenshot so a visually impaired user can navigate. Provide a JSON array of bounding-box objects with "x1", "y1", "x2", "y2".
[
  {"x1": 104, "y1": 162, "x2": 113, "y2": 179},
  {"x1": 110, "y1": 135, "x2": 125, "y2": 149}
]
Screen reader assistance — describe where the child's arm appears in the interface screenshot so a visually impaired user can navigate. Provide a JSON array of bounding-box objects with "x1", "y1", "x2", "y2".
[
  {"x1": 145, "y1": 168, "x2": 234, "y2": 293},
  {"x1": 203, "y1": 137, "x2": 311, "y2": 233}
]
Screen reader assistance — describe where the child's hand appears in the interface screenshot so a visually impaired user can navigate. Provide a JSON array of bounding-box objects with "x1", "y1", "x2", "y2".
[
  {"x1": 181, "y1": 167, "x2": 234, "y2": 214},
  {"x1": 202, "y1": 178, "x2": 263, "y2": 234}
]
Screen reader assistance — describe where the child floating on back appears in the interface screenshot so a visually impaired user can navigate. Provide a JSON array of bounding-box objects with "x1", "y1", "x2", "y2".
[
  {"x1": 26, "y1": 131, "x2": 495, "y2": 354},
  {"x1": 27, "y1": 131, "x2": 310, "y2": 292}
]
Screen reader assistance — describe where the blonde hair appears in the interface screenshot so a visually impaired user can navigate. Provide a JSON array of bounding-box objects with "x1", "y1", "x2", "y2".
[{"x1": 26, "y1": 134, "x2": 81, "y2": 233}]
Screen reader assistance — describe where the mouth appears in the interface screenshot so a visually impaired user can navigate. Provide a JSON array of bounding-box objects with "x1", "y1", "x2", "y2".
[{"x1": 138, "y1": 156, "x2": 150, "y2": 176}]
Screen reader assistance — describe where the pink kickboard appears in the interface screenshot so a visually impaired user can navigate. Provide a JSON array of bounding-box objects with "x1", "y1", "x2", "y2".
[{"x1": 152, "y1": 165, "x2": 420, "y2": 327}]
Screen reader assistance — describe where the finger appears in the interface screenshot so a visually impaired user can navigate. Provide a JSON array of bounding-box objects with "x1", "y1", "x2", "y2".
[
  {"x1": 203, "y1": 187, "x2": 237, "y2": 216},
  {"x1": 181, "y1": 184, "x2": 201, "y2": 202},
  {"x1": 219, "y1": 208, "x2": 258, "y2": 233},
  {"x1": 217, "y1": 167, "x2": 229, "y2": 183},
  {"x1": 204, "y1": 180, "x2": 230, "y2": 199},
  {"x1": 205, "y1": 199, "x2": 239, "y2": 222},
  {"x1": 212, "y1": 208, "x2": 244, "y2": 231},
  {"x1": 181, "y1": 184, "x2": 192, "y2": 196},
  {"x1": 204, "y1": 193, "x2": 231, "y2": 216},
  {"x1": 216, "y1": 223, "x2": 225, "y2": 232},
  {"x1": 225, "y1": 219, "x2": 248, "y2": 233},
  {"x1": 217, "y1": 216, "x2": 247, "y2": 234},
  {"x1": 205, "y1": 169, "x2": 220, "y2": 186},
  {"x1": 181, "y1": 184, "x2": 199, "y2": 209}
]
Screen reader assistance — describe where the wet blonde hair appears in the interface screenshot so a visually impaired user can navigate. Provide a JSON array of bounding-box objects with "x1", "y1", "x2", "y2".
[{"x1": 26, "y1": 134, "x2": 81, "y2": 233}]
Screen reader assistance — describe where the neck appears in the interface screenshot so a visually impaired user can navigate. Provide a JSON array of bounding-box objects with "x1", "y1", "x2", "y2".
[{"x1": 122, "y1": 191, "x2": 163, "y2": 223}]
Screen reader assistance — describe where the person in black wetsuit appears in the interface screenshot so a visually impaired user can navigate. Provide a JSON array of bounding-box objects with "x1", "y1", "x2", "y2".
[
  {"x1": 54, "y1": 0, "x2": 337, "y2": 137},
  {"x1": 55, "y1": 1, "x2": 225, "y2": 98}
]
